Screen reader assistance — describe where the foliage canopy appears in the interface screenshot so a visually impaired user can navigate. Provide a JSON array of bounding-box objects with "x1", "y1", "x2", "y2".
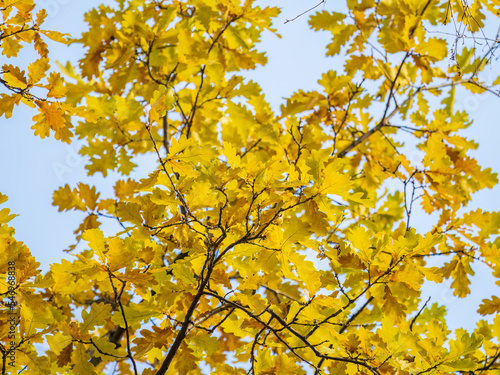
[{"x1": 2, "y1": 0, "x2": 500, "y2": 374}]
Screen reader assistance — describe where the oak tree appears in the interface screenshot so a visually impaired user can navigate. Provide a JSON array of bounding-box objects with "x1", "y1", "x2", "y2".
[{"x1": 2, "y1": 0, "x2": 500, "y2": 374}]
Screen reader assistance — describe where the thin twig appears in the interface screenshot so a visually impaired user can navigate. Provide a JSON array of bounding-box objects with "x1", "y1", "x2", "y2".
[
  {"x1": 285, "y1": 1, "x2": 327, "y2": 24},
  {"x1": 410, "y1": 296, "x2": 431, "y2": 331}
]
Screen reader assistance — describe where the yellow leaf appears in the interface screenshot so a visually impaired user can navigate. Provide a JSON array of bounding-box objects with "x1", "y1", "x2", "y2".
[
  {"x1": 34, "y1": 100, "x2": 67, "y2": 133},
  {"x1": 29, "y1": 32, "x2": 48, "y2": 58},
  {"x1": 177, "y1": 29, "x2": 192, "y2": 64},
  {"x1": 289, "y1": 253, "x2": 322, "y2": 294},
  {"x1": 40, "y1": 29, "x2": 70, "y2": 44},
  {"x1": 0, "y1": 207, "x2": 17, "y2": 224},
  {"x1": 0, "y1": 93, "x2": 22, "y2": 118},
  {"x1": 52, "y1": 185, "x2": 85, "y2": 211},
  {"x1": 77, "y1": 183, "x2": 100, "y2": 211},
  {"x1": 35, "y1": 9, "x2": 47, "y2": 25},
  {"x1": 348, "y1": 226, "x2": 374, "y2": 263},
  {"x1": 82, "y1": 228, "x2": 106, "y2": 263},
  {"x1": 418, "y1": 37, "x2": 448, "y2": 60},
  {"x1": 223, "y1": 141, "x2": 241, "y2": 168},
  {"x1": 382, "y1": 286, "x2": 407, "y2": 322},
  {"x1": 1, "y1": 36, "x2": 22, "y2": 57},
  {"x1": 45, "y1": 71, "x2": 67, "y2": 98},
  {"x1": 115, "y1": 179, "x2": 139, "y2": 199},
  {"x1": 280, "y1": 217, "x2": 310, "y2": 250},
  {"x1": 107, "y1": 237, "x2": 135, "y2": 271},
  {"x1": 72, "y1": 342, "x2": 97, "y2": 375},
  {"x1": 347, "y1": 191, "x2": 373, "y2": 206},
  {"x1": 111, "y1": 303, "x2": 159, "y2": 330},
  {"x1": 81, "y1": 303, "x2": 112, "y2": 332},
  {"x1": 149, "y1": 87, "x2": 174, "y2": 122},
  {"x1": 28, "y1": 58, "x2": 50, "y2": 85},
  {"x1": 2, "y1": 64, "x2": 27, "y2": 87},
  {"x1": 190, "y1": 333, "x2": 220, "y2": 356},
  {"x1": 478, "y1": 296, "x2": 500, "y2": 316},
  {"x1": 319, "y1": 159, "x2": 352, "y2": 195},
  {"x1": 450, "y1": 258, "x2": 473, "y2": 298},
  {"x1": 17, "y1": 352, "x2": 50, "y2": 375},
  {"x1": 31, "y1": 115, "x2": 51, "y2": 138}
]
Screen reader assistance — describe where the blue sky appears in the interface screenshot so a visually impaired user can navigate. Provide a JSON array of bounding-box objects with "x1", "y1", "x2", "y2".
[{"x1": 1, "y1": 0, "x2": 499, "y2": 333}]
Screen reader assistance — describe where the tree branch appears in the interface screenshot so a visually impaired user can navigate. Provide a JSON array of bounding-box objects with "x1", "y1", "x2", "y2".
[
  {"x1": 337, "y1": 52, "x2": 409, "y2": 158},
  {"x1": 155, "y1": 248, "x2": 217, "y2": 375}
]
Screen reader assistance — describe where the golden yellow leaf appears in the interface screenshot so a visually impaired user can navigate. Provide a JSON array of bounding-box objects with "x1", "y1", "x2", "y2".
[
  {"x1": 0, "y1": 93, "x2": 22, "y2": 118},
  {"x1": 28, "y1": 58, "x2": 50, "y2": 85},
  {"x1": 45, "y1": 71, "x2": 67, "y2": 98},
  {"x1": 478, "y1": 296, "x2": 500, "y2": 316},
  {"x1": 82, "y1": 228, "x2": 106, "y2": 263},
  {"x1": 1, "y1": 36, "x2": 22, "y2": 57}
]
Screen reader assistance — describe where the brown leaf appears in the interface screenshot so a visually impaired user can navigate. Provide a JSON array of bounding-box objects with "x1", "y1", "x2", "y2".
[{"x1": 57, "y1": 343, "x2": 73, "y2": 367}]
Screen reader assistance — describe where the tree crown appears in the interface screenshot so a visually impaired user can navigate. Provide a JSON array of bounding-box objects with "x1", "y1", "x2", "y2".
[{"x1": 1, "y1": 0, "x2": 500, "y2": 374}]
